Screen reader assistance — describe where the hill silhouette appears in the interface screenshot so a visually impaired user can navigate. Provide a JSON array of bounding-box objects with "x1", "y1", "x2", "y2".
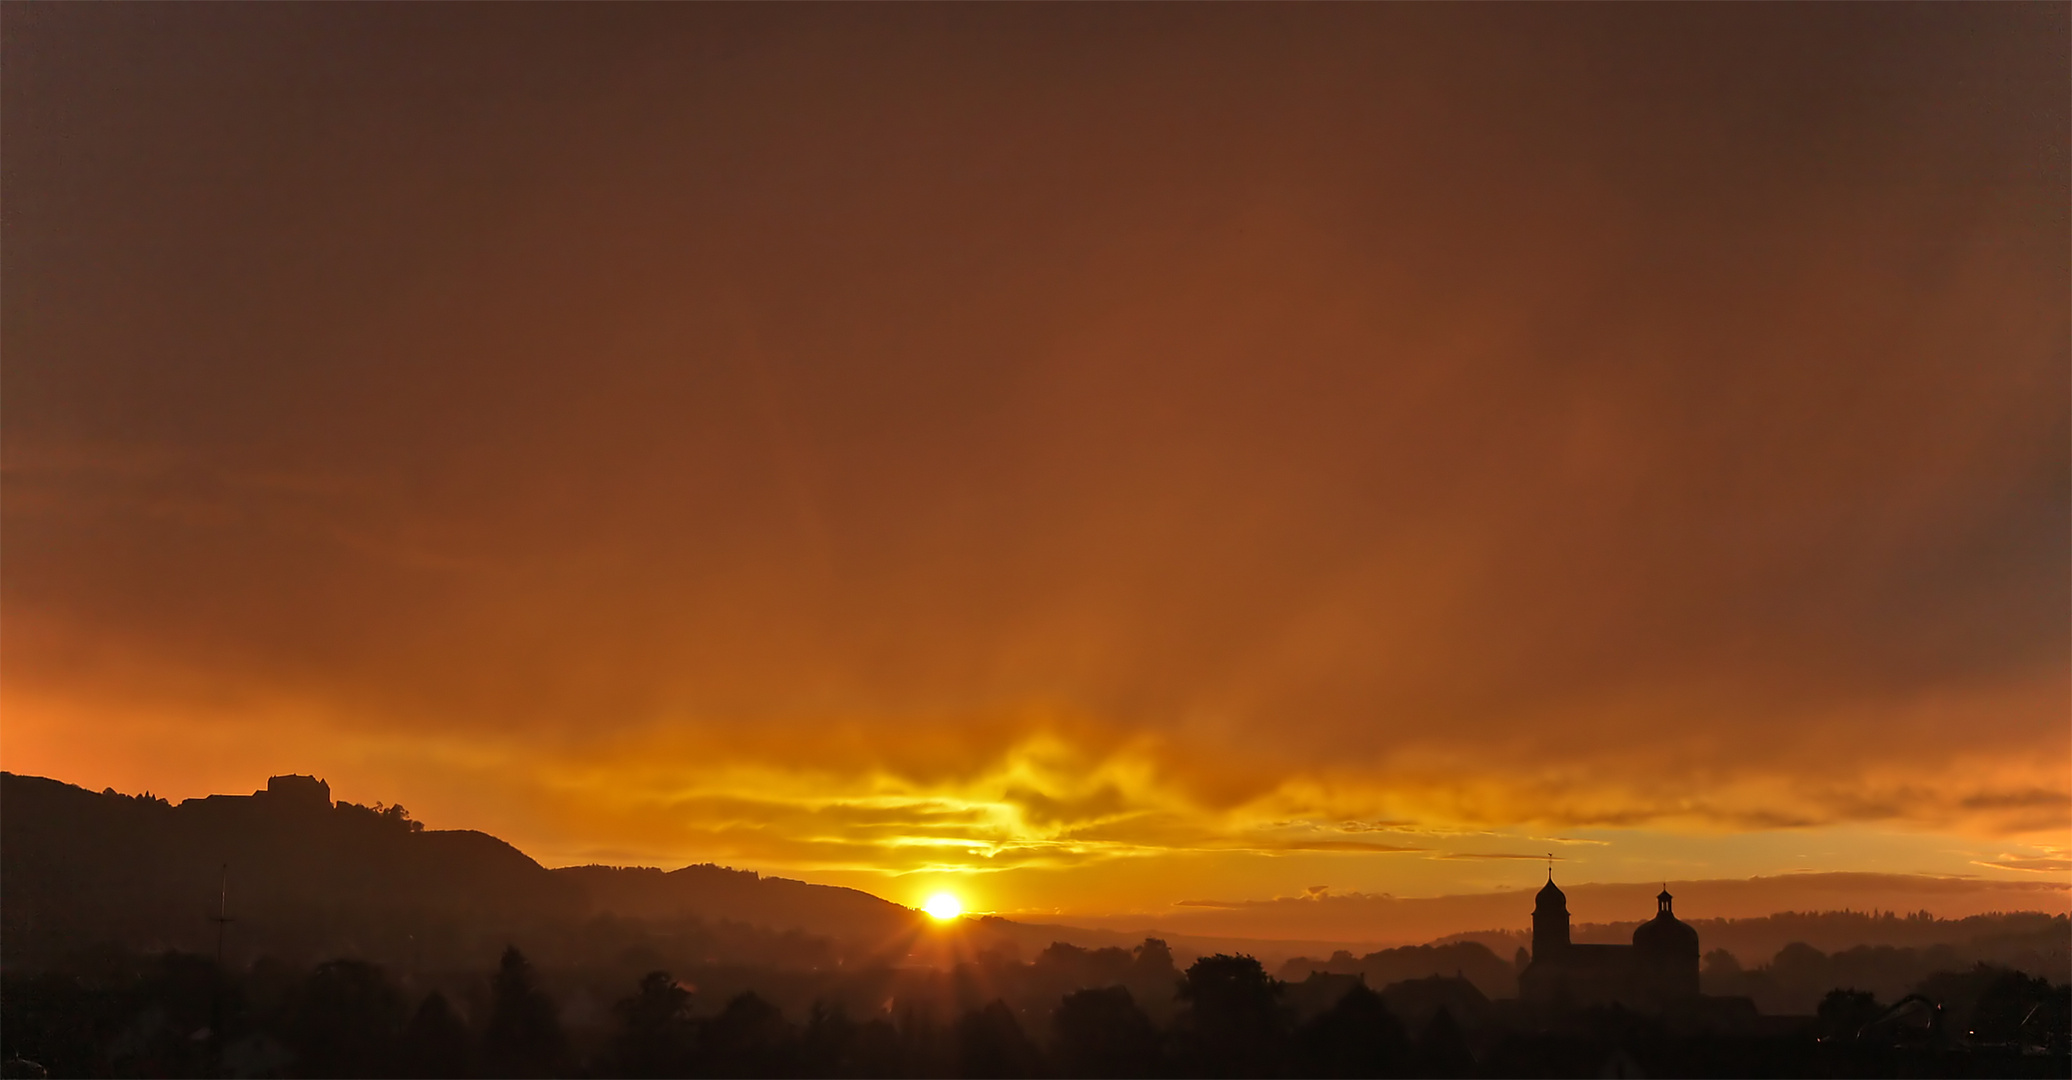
[
  {"x1": 555, "y1": 862, "x2": 922, "y2": 944},
  {"x1": 0, "y1": 772, "x2": 1509, "y2": 977},
  {"x1": 1, "y1": 773, "x2": 928, "y2": 972},
  {"x1": 1, "y1": 773, "x2": 1475, "y2": 980},
  {"x1": 9, "y1": 771, "x2": 2066, "y2": 989},
  {"x1": 7, "y1": 773, "x2": 2069, "y2": 1079}
]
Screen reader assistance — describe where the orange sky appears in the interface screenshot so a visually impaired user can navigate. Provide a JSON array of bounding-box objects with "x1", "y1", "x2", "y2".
[{"x1": 4, "y1": 5, "x2": 2066, "y2": 932}]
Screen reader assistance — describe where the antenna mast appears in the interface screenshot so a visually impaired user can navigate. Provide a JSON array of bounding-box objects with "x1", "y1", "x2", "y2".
[{"x1": 210, "y1": 863, "x2": 235, "y2": 967}]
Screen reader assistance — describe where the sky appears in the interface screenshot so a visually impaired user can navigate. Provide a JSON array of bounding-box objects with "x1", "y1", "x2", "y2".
[{"x1": 4, "y1": 5, "x2": 2067, "y2": 933}]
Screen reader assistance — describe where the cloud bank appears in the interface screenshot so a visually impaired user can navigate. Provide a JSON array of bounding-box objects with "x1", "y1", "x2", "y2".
[{"x1": 4, "y1": 6, "x2": 2065, "y2": 918}]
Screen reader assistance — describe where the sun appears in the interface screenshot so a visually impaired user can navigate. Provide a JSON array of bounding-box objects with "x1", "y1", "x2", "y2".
[{"x1": 922, "y1": 892, "x2": 963, "y2": 921}]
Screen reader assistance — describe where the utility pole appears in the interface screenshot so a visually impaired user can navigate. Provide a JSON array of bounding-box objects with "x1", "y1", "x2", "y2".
[{"x1": 209, "y1": 863, "x2": 234, "y2": 1072}]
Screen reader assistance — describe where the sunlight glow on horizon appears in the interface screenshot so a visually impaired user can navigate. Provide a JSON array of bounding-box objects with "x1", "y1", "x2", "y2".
[{"x1": 923, "y1": 892, "x2": 964, "y2": 921}]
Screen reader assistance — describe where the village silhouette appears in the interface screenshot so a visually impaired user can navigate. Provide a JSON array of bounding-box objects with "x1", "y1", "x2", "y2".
[{"x1": 2, "y1": 774, "x2": 2065, "y2": 1078}]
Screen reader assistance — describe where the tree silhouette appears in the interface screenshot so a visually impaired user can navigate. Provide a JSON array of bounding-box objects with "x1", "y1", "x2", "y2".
[
  {"x1": 954, "y1": 999, "x2": 1044, "y2": 1078},
  {"x1": 1128, "y1": 938, "x2": 1181, "y2": 1019},
  {"x1": 699, "y1": 991, "x2": 797, "y2": 1077},
  {"x1": 123, "y1": 952, "x2": 232, "y2": 1078},
  {"x1": 1175, "y1": 954, "x2": 1285, "y2": 1077},
  {"x1": 1132, "y1": 937, "x2": 1176, "y2": 978},
  {"x1": 1410, "y1": 1006, "x2": 1475, "y2": 1079},
  {"x1": 613, "y1": 971, "x2": 694, "y2": 1077},
  {"x1": 281, "y1": 958, "x2": 403, "y2": 1078},
  {"x1": 1053, "y1": 985, "x2": 1162, "y2": 1078},
  {"x1": 801, "y1": 1002, "x2": 909, "y2": 1078},
  {"x1": 481, "y1": 946, "x2": 564, "y2": 1078},
  {"x1": 398, "y1": 990, "x2": 470, "y2": 1079},
  {"x1": 885, "y1": 1006, "x2": 954, "y2": 1079},
  {"x1": 1297, "y1": 981, "x2": 1408, "y2": 1078}
]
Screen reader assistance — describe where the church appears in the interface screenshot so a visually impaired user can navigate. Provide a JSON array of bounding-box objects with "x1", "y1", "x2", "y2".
[{"x1": 1518, "y1": 873, "x2": 1700, "y2": 1008}]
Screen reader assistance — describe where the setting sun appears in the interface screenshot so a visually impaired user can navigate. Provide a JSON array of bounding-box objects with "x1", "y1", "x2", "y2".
[{"x1": 922, "y1": 892, "x2": 963, "y2": 921}]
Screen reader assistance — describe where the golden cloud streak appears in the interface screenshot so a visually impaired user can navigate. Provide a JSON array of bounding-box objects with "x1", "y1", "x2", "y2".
[{"x1": 5, "y1": 653, "x2": 2064, "y2": 882}]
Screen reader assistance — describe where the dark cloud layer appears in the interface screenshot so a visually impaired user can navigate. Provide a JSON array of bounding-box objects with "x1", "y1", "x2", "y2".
[{"x1": 3, "y1": 6, "x2": 2065, "y2": 901}]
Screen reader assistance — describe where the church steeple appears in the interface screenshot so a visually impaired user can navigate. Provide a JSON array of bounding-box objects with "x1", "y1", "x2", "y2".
[{"x1": 1532, "y1": 871, "x2": 1570, "y2": 953}]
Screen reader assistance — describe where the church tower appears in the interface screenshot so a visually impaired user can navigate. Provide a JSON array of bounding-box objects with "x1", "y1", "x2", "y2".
[
  {"x1": 1532, "y1": 872, "x2": 1570, "y2": 954},
  {"x1": 1632, "y1": 886, "x2": 1701, "y2": 998}
]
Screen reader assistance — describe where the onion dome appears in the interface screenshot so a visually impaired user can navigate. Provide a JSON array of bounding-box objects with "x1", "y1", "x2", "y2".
[
  {"x1": 1534, "y1": 874, "x2": 1566, "y2": 911},
  {"x1": 1633, "y1": 888, "x2": 1699, "y2": 954}
]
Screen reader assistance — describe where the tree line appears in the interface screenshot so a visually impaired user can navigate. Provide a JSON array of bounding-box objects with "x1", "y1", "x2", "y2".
[{"x1": 3, "y1": 942, "x2": 2066, "y2": 1078}]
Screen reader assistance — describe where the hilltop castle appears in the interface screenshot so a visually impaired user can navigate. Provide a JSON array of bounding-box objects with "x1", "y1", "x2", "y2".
[
  {"x1": 196, "y1": 774, "x2": 333, "y2": 812},
  {"x1": 1519, "y1": 874, "x2": 1700, "y2": 1008}
]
